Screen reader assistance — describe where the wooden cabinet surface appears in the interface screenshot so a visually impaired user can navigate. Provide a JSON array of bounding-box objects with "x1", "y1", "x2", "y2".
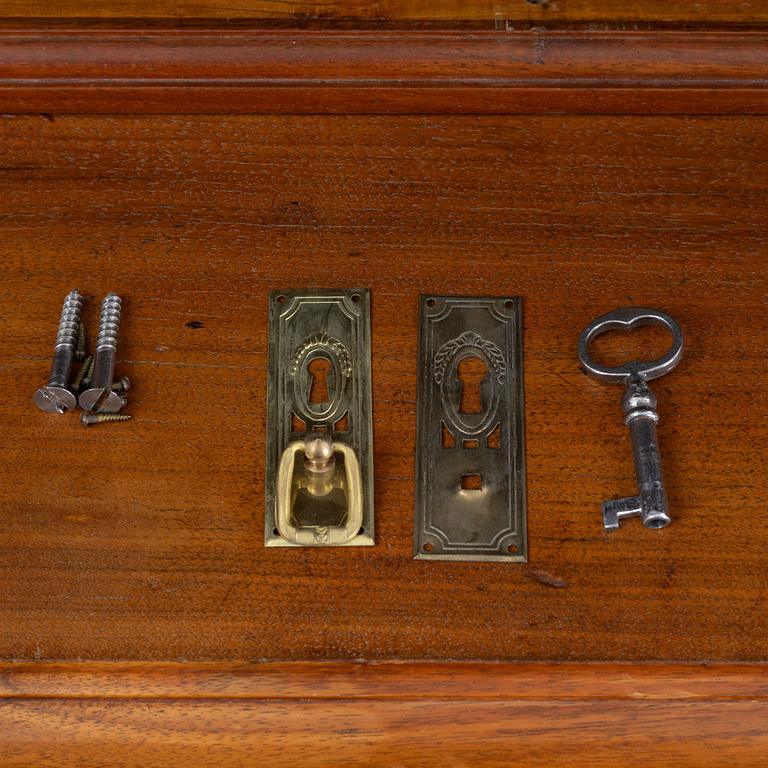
[
  {"x1": 0, "y1": 4, "x2": 766, "y2": 765},
  {"x1": 2, "y1": 112, "x2": 767, "y2": 663}
]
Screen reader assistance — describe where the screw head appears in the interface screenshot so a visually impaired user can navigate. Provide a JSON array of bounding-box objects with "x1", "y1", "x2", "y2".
[
  {"x1": 33, "y1": 386, "x2": 77, "y2": 414},
  {"x1": 78, "y1": 387, "x2": 125, "y2": 413},
  {"x1": 111, "y1": 376, "x2": 131, "y2": 394}
]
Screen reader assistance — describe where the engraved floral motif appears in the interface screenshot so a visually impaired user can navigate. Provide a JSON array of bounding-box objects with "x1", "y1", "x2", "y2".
[
  {"x1": 434, "y1": 331, "x2": 506, "y2": 438},
  {"x1": 289, "y1": 332, "x2": 352, "y2": 378},
  {"x1": 433, "y1": 331, "x2": 505, "y2": 385},
  {"x1": 290, "y1": 332, "x2": 352, "y2": 423}
]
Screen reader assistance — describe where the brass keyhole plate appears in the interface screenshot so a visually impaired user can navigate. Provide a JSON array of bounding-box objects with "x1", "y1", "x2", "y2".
[
  {"x1": 414, "y1": 296, "x2": 527, "y2": 562},
  {"x1": 265, "y1": 289, "x2": 374, "y2": 548}
]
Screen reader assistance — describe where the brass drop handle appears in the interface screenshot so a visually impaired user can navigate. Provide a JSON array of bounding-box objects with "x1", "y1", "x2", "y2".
[{"x1": 276, "y1": 432, "x2": 363, "y2": 546}]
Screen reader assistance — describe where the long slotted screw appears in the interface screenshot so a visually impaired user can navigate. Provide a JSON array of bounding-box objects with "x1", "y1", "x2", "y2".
[
  {"x1": 33, "y1": 289, "x2": 84, "y2": 413},
  {"x1": 78, "y1": 293, "x2": 125, "y2": 413}
]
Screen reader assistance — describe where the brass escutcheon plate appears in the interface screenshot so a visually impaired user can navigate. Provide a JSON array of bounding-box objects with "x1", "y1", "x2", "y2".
[
  {"x1": 414, "y1": 296, "x2": 527, "y2": 561},
  {"x1": 265, "y1": 289, "x2": 374, "y2": 547}
]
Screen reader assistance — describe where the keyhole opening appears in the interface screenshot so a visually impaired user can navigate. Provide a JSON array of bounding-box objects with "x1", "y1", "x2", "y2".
[
  {"x1": 457, "y1": 356, "x2": 488, "y2": 415},
  {"x1": 308, "y1": 356, "x2": 332, "y2": 405}
]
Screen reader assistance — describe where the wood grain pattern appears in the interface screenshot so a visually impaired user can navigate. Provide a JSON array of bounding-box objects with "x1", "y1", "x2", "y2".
[
  {"x1": 1, "y1": 662, "x2": 767, "y2": 767},
  {"x1": 1, "y1": 0, "x2": 768, "y2": 25},
  {"x1": 1, "y1": 114, "x2": 766, "y2": 663},
  {"x1": 3, "y1": 661, "x2": 768, "y2": 700},
  {"x1": 2, "y1": 31, "x2": 768, "y2": 114},
  {"x1": 5, "y1": 699, "x2": 767, "y2": 767}
]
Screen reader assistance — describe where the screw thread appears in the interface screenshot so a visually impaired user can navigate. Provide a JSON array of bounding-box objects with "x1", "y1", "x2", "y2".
[
  {"x1": 75, "y1": 322, "x2": 87, "y2": 361},
  {"x1": 54, "y1": 290, "x2": 84, "y2": 351},
  {"x1": 98, "y1": 413, "x2": 131, "y2": 422},
  {"x1": 95, "y1": 293, "x2": 122, "y2": 353},
  {"x1": 82, "y1": 354, "x2": 96, "y2": 385},
  {"x1": 72, "y1": 355, "x2": 93, "y2": 393},
  {"x1": 81, "y1": 411, "x2": 132, "y2": 426}
]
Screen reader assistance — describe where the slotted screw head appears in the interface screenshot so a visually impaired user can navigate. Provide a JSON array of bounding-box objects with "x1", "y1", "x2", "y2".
[
  {"x1": 79, "y1": 387, "x2": 124, "y2": 413},
  {"x1": 111, "y1": 376, "x2": 131, "y2": 394},
  {"x1": 33, "y1": 386, "x2": 77, "y2": 414}
]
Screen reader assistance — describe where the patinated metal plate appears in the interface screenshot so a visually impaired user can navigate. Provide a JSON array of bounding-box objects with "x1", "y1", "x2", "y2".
[
  {"x1": 265, "y1": 289, "x2": 374, "y2": 547},
  {"x1": 414, "y1": 296, "x2": 527, "y2": 561}
]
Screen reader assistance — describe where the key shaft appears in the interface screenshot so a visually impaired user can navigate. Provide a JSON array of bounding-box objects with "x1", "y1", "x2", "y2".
[{"x1": 603, "y1": 379, "x2": 670, "y2": 529}]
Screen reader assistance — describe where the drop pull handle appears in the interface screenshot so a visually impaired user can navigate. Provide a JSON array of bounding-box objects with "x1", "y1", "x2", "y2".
[
  {"x1": 265, "y1": 290, "x2": 374, "y2": 548},
  {"x1": 276, "y1": 432, "x2": 363, "y2": 545}
]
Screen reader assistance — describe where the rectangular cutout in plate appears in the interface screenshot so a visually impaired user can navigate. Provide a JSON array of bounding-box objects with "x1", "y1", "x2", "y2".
[
  {"x1": 414, "y1": 296, "x2": 527, "y2": 561},
  {"x1": 265, "y1": 289, "x2": 374, "y2": 547}
]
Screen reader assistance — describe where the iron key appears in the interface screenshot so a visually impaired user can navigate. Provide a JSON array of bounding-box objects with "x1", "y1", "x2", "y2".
[{"x1": 578, "y1": 307, "x2": 684, "y2": 530}]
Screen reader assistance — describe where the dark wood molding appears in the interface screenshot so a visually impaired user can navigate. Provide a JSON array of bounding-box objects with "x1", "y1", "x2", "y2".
[
  {"x1": 3, "y1": 0, "x2": 768, "y2": 26},
  {"x1": 0, "y1": 29, "x2": 767, "y2": 114}
]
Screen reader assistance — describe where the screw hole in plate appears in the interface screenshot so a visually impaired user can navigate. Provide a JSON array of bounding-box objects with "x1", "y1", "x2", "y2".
[
  {"x1": 276, "y1": 295, "x2": 287, "y2": 304},
  {"x1": 351, "y1": 294, "x2": 361, "y2": 303},
  {"x1": 426, "y1": 298, "x2": 436, "y2": 307},
  {"x1": 505, "y1": 300, "x2": 514, "y2": 309},
  {"x1": 273, "y1": 527, "x2": 280, "y2": 536},
  {"x1": 423, "y1": 542, "x2": 434, "y2": 553},
  {"x1": 507, "y1": 544, "x2": 518, "y2": 554},
  {"x1": 358, "y1": 527, "x2": 365, "y2": 536}
]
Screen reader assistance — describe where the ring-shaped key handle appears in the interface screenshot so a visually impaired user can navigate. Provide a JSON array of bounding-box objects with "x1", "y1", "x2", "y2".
[{"x1": 578, "y1": 307, "x2": 684, "y2": 384}]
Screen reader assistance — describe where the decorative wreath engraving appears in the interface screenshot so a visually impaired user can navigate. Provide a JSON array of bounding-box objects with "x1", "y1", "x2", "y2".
[
  {"x1": 289, "y1": 333, "x2": 352, "y2": 378},
  {"x1": 433, "y1": 332, "x2": 506, "y2": 385},
  {"x1": 289, "y1": 332, "x2": 352, "y2": 423}
]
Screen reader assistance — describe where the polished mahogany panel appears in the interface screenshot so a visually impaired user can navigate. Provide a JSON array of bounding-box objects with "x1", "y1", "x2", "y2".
[{"x1": 1, "y1": 114, "x2": 766, "y2": 663}]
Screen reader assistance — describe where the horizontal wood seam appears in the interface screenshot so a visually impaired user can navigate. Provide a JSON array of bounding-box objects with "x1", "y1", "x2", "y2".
[
  {"x1": 3, "y1": 695, "x2": 768, "y2": 702},
  {"x1": 3, "y1": 662, "x2": 767, "y2": 700}
]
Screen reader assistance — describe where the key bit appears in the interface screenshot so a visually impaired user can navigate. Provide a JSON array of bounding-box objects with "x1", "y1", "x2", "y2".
[{"x1": 578, "y1": 307, "x2": 684, "y2": 530}]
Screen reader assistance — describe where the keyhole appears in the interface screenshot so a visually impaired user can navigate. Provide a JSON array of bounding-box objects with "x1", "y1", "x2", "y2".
[
  {"x1": 308, "y1": 357, "x2": 332, "y2": 404},
  {"x1": 457, "y1": 356, "x2": 488, "y2": 414}
]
